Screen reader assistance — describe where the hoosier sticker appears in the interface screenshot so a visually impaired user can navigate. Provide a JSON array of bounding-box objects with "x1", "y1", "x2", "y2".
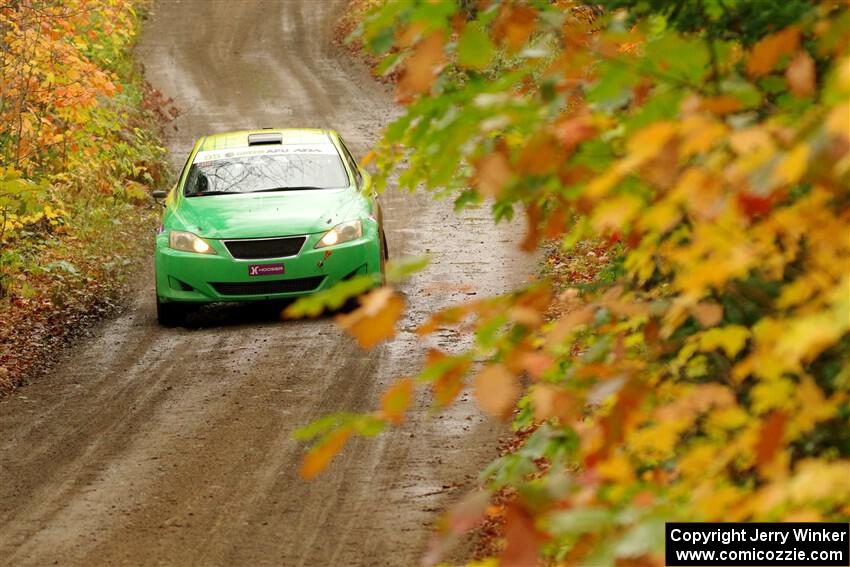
[{"x1": 248, "y1": 263, "x2": 285, "y2": 276}]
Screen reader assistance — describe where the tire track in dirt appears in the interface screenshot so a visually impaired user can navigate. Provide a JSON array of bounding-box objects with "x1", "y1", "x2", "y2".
[{"x1": 0, "y1": 1, "x2": 534, "y2": 565}]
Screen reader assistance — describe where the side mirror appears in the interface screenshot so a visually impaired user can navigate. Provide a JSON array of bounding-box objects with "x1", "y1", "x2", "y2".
[{"x1": 151, "y1": 190, "x2": 167, "y2": 200}]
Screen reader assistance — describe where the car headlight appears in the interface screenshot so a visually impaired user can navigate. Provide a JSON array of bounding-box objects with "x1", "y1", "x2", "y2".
[
  {"x1": 315, "y1": 220, "x2": 362, "y2": 248},
  {"x1": 169, "y1": 230, "x2": 217, "y2": 254}
]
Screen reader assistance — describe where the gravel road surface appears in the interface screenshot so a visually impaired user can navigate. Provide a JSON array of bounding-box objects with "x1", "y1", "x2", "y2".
[{"x1": 0, "y1": 1, "x2": 532, "y2": 565}]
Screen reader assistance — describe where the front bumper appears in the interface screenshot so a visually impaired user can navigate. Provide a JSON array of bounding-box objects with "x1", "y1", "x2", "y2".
[{"x1": 155, "y1": 231, "x2": 381, "y2": 303}]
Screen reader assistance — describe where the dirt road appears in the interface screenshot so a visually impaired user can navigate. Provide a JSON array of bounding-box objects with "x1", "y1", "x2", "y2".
[{"x1": 0, "y1": 1, "x2": 532, "y2": 565}]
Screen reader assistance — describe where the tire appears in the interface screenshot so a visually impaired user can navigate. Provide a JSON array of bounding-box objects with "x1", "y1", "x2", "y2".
[
  {"x1": 156, "y1": 297, "x2": 188, "y2": 327},
  {"x1": 379, "y1": 228, "x2": 388, "y2": 285},
  {"x1": 381, "y1": 228, "x2": 389, "y2": 260}
]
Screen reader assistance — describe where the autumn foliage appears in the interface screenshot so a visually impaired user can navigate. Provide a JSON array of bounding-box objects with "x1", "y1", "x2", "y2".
[
  {"x1": 1, "y1": 0, "x2": 164, "y2": 240},
  {"x1": 0, "y1": 0, "x2": 166, "y2": 389},
  {"x1": 294, "y1": 0, "x2": 849, "y2": 564}
]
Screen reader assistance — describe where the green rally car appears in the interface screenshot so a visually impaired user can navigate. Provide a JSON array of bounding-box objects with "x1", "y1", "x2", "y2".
[{"x1": 152, "y1": 128, "x2": 387, "y2": 326}]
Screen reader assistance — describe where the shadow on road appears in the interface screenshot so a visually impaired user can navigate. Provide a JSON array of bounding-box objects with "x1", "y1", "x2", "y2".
[{"x1": 179, "y1": 299, "x2": 346, "y2": 329}]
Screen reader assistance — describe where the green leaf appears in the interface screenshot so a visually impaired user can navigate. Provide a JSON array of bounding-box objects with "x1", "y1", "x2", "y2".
[
  {"x1": 45, "y1": 260, "x2": 79, "y2": 275},
  {"x1": 293, "y1": 412, "x2": 358, "y2": 441},
  {"x1": 457, "y1": 22, "x2": 495, "y2": 70},
  {"x1": 547, "y1": 508, "x2": 615, "y2": 535},
  {"x1": 284, "y1": 275, "x2": 377, "y2": 318},
  {"x1": 614, "y1": 519, "x2": 666, "y2": 558},
  {"x1": 386, "y1": 254, "x2": 430, "y2": 283}
]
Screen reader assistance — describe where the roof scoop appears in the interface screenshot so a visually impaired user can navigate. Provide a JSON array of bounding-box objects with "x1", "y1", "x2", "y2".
[{"x1": 247, "y1": 132, "x2": 283, "y2": 145}]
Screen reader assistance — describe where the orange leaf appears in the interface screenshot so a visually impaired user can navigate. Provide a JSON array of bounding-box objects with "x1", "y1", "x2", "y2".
[
  {"x1": 747, "y1": 27, "x2": 800, "y2": 78},
  {"x1": 517, "y1": 132, "x2": 564, "y2": 176},
  {"x1": 473, "y1": 364, "x2": 519, "y2": 419},
  {"x1": 474, "y1": 149, "x2": 512, "y2": 197},
  {"x1": 360, "y1": 149, "x2": 376, "y2": 166},
  {"x1": 554, "y1": 115, "x2": 596, "y2": 152},
  {"x1": 500, "y1": 503, "x2": 545, "y2": 567},
  {"x1": 492, "y1": 5, "x2": 537, "y2": 51},
  {"x1": 520, "y1": 203, "x2": 541, "y2": 252},
  {"x1": 691, "y1": 301, "x2": 724, "y2": 327},
  {"x1": 545, "y1": 306, "x2": 594, "y2": 348},
  {"x1": 700, "y1": 95, "x2": 743, "y2": 115},
  {"x1": 543, "y1": 206, "x2": 569, "y2": 238},
  {"x1": 756, "y1": 411, "x2": 787, "y2": 469},
  {"x1": 299, "y1": 426, "x2": 353, "y2": 480},
  {"x1": 416, "y1": 304, "x2": 474, "y2": 336},
  {"x1": 786, "y1": 50, "x2": 815, "y2": 97},
  {"x1": 380, "y1": 377, "x2": 414, "y2": 424},
  {"x1": 521, "y1": 351, "x2": 555, "y2": 380},
  {"x1": 446, "y1": 490, "x2": 491, "y2": 534},
  {"x1": 336, "y1": 287, "x2": 405, "y2": 349},
  {"x1": 531, "y1": 383, "x2": 581, "y2": 423},
  {"x1": 432, "y1": 356, "x2": 471, "y2": 407},
  {"x1": 397, "y1": 31, "x2": 446, "y2": 101}
]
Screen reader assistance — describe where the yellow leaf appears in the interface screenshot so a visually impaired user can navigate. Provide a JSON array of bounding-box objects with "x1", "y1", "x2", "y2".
[
  {"x1": 627, "y1": 121, "x2": 677, "y2": 161},
  {"x1": 790, "y1": 376, "x2": 842, "y2": 436},
  {"x1": 678, "y1": 444, "x2": 716, "y2": 479},
  {"x1": 590, "y1": 194, "x2": 642, "y2": 232},
  {"x1": 751, "y1": 377, "x2": 795, "y2": 414},
  {"x1": 679, "y1": 115, "x2": 728, "y2": 158},
  {"x1": 771, "y1": 143, "x2": 810, "y2": 186},
  {"x1": 729, "y1": 126, "x2": 775, "y2": 156},
  {"x1": 473, "y1": 364, "x2": 518, "y2": 419},
  {"x1": 381, "y1": 377, "x2": 414, "y2": 424},
  {"x1": 336, "y1": 287, "x2": 405, "y2": 349},
  {"x1": 584, "y1": 166, "x2": 625, "y2": 198},
  {"x1": 826, "y1": 102, "x2": 849, "y2": 139},
  {"x1": 789, "y1": 459, "x2": 850, "y2": 505},
  {"x1": 596, "y1": 453, "x2": 635, "y2": 484},
  {"x1": 775, "y1": 309, "x2": 846, "y2": 366},
  {"x1": 699, "y1": 325, "x2": 750, "y2": 357},
  {"x1": 628, "y1": 419, "x2": 684, "y2": 460}
]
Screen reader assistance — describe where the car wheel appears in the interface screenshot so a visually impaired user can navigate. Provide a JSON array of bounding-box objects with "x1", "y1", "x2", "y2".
[
  {"x1": 156, "y1": 297, "x2": 188, "y2": 327},
  {"x1": 380, "y1": 228, "x2": 388, "y2": 285},
  {"x1": 381, "y1": 228, "x2": 389, "y2": 260}
]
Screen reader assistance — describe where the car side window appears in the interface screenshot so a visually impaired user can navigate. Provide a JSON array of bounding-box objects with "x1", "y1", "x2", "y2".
[{"x1": 338, "y1": 139, "x2": 363, "y2": 189}]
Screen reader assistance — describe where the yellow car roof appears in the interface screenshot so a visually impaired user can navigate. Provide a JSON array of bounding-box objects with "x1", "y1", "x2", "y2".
[{"x1": 200, "y1": 128, "x2": 337, "y2": 151}]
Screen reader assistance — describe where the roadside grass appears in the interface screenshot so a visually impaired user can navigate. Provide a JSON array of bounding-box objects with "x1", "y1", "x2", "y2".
[{"x1": 0, "y1": 200, "x2": 160, "y2": 390}]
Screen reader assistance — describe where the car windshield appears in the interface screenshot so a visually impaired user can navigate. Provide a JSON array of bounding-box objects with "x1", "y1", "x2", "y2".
[{"x1": 183, "y1": 149, "x2": 349, "y2": 196}]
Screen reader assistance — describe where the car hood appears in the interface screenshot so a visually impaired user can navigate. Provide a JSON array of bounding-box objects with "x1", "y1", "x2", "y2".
[{"x1": 170, "y1": 189, "x2": 367, "y2": 239}]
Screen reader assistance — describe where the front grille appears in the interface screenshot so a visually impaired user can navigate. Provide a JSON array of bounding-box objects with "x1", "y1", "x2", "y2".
[
  {"x1": 211, "y1": 276, "x2": 324, "y2": 296},
  {"x1": 224, "y1": 236, "x2": 306, "y2": 260}
]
